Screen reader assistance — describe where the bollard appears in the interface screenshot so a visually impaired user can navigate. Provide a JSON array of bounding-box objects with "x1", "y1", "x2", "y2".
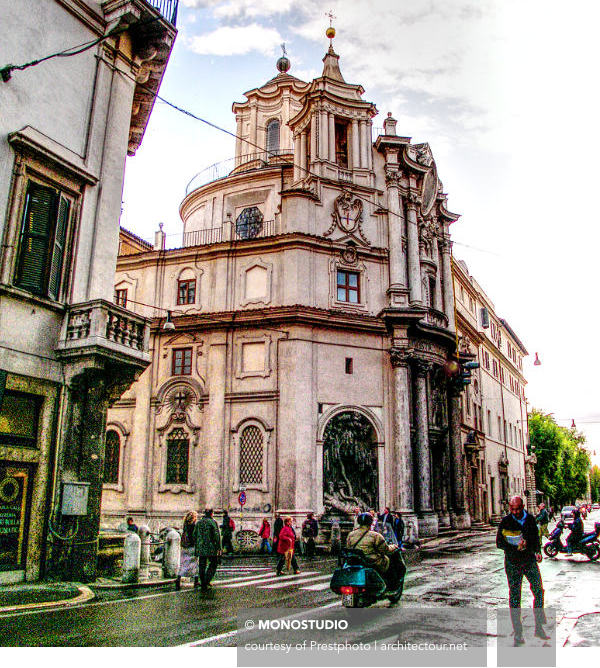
[
  {"x1": 138, "y1": 524, "x2": 151, "y2": 578},
  {"x1": 163, "y1": 528, "x2": 181, "y2": 579},
  {"x1": 122, "y1": 531, "x2": 141, "y2": 583},
  {"x1": 330, "y1": 520, "x2": 341, "y2": 555}
]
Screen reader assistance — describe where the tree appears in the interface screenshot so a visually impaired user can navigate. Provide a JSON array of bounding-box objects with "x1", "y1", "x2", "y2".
[
  {"x1": 591, "y1": 465, "x2": 600, "y2": 504},
  {"x1": 529, "y1": 409, "x2": 591, "y2": 506}
]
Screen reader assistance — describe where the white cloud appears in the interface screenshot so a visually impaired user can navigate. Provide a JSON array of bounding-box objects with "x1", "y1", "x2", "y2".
[
  {"x1": 187, "y1": 23, "x2": 283, "y2": 57},
  {"x1": 213, "y1": 0, "x2": 304, "y2": 19}
]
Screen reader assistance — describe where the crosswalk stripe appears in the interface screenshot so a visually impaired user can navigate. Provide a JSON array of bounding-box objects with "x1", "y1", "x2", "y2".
[
  {"x1": 218, "y1": 571, "x2": 320, "y2": 588},
  {"x1": 258, "y1": 574, "x2": 332, "y2": 589},
  {"x1": 217, "y1": 567, "x2": 271, "y2": 572},
  {"x1": 214, "y1": 572, "x2": 286, "y2": 585},
  {"x1": 300, "y1": 581, "x2": 332, "y2": 591}
]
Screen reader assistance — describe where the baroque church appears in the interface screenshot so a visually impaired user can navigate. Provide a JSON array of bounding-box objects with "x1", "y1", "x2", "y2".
[{"x1": 103, "y1": 33, "x2": 472, "y2": 542}]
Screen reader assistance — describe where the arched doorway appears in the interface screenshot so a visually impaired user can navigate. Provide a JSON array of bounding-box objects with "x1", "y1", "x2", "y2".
[{"x1": 322, "y1": 411, "x2": 378, "y2": 514}]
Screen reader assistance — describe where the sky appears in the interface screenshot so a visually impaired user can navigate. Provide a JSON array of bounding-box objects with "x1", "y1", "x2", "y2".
[{"x1": 120, "y1": 0, "x2": 600, "y2": 464}]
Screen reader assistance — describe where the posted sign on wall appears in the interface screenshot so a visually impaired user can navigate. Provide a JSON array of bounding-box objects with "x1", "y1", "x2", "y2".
[{"x1": 0, "y1": 465, "x2": 30, "y2": 571}]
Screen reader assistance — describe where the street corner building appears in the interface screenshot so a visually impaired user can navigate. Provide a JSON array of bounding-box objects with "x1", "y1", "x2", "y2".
[
  {"x1": 0, "y1": 0, "x2": 177, "y2": 583},
  {"x1": 104, "y1": 38, "x2": 483, "y2": 546}
]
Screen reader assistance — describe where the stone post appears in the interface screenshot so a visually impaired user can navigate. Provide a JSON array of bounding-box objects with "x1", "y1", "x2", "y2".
[
  {"x1": 163, "y1": 528, "x2": 181, "y2": 579},
  {"x1": 449, "y1": 386, "x2": 471, "y2": 529},
  {"x1": 440, "y1": 233, "x2": 456, "y2": 331},
  {"x1": 385, "y1": 167, "x2": 409, "y2": 306},
  {"x1": 413, "y1": 360, "x2": 438, "y2": 537},
  {"x1": 405, "y1": 192, "x2": 423, "y2": 305},
  {"x1": 138, "y1": 524, "x2": 151, "y2": 578},
  {"x1": 122, "y1": 532, "x2": 141, "y2": 583},
  {"x1": 389, "y1": 348, "x2": 418, "y2": 534}
]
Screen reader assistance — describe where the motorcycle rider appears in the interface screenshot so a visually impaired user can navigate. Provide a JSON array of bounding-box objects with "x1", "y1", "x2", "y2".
[
  {"x1": 346, "y1": 512, "x2": 406, "y2": 602},
  {"x1": 566, "y1": 508, "x2": 584, "y2": 554}
]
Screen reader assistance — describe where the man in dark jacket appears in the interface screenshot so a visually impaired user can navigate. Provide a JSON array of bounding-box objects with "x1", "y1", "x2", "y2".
[
  {"x1": 566, "y1": 508, "x2": 584, "y2": 554},
  {"x1": 220, "y1": 510, "x2": 235, "y2": 555},
  {"x1": 497, "y1": 495, "x2": 548, "y2": 645},
  {"x1": 194, "y1": 508, "x2": 222, "y2": 591},
  {"x1": 301, "y1": 512, "x2": 319, "y2": 559}
]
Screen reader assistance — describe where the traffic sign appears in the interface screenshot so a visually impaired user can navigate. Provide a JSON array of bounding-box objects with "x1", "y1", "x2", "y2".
[{"x1": 238, "y1": 491, "x2": 247, "y2": 506}]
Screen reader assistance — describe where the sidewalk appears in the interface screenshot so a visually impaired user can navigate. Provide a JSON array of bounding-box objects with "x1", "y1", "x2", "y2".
[{"x1": 0, "y1": 582, "x2": 94, "y2": 613}]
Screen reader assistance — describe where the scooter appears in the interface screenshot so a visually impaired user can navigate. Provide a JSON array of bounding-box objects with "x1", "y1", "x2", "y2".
[
  {"x1": 543, "y1": 520, "x2": 600, "y2": 560},
  {"x1": 330, "y1": 547, "x2": 404, "y2": 607}
]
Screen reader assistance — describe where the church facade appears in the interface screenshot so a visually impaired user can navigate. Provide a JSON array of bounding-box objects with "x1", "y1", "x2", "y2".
[{"x1": 103, "y1": 41, "x2": 472, "y2": 540}]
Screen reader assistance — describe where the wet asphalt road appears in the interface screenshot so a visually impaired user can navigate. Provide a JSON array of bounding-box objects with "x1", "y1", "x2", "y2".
[{"x1": 1, "y1": 514, "x2": 599, "y2": 647}]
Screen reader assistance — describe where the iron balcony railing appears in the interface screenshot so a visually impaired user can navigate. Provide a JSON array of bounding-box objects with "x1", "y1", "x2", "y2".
[
  {"x1": 185, "y1": 150, "x2": 293, "y2": 195},
  {"x1": 182, "y1": 219, "x2": 277, "y2": 247},
  {"x1": 147, "y1": 0, "x2": 179, "y2": 26}
]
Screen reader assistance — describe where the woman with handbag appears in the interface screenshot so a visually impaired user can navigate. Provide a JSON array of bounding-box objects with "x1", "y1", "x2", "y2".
[{"x1": 276, "y1": 516, "x2": 300, "y2": 575}]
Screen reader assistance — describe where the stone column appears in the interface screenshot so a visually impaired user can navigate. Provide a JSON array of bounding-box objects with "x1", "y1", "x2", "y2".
[
  {"x1": 250, "y1": 103, "x2": 258, "y2": 156},
  {"x1": 440, "y1": 234, "x2": 456, "y2": 331},
  {"x1": 293, "y1": 133, "x2": 301, "y2": 182},
  {"x1": 328, "y1": 113, "x2": 336, "y2": 163},
  {"x1": 235, "y1": 115, "x2": 243, "y2": 167},
  {"x1": 351, "y1": 119, "x2": 360, "y2": 169},
  {"x1": 359, "y1": 120, "x2": 368, "y2": 167},
  {"x1": 433, "y1": 235, "x2": 443, "y2": 311},
  {"x1": 320, "y1": 110, "x2": 328, "y2": 160},
  {"x1": 367, "y1": 121, "x2": 373, "y2": 170},
  {"x1": 449, "y1": 385, "x2": 471, "y2": 529},
  {"x1": 68, "y1": 370, "x2": 110, "y2": 582},
  {"x1": 299, "y1": 131, "x2": 307, "y2": 179},
  {"x1": 413, "y1": 360, "x2": 438, "y2": 537},
  {"x1": 385, "y1": 168, "x2": 409, "y2": 305},
  {"x1": 438, "y1": 432, "x2": 452, "y2": 528},
  {"x1": 310, "y1": 115, "x2": 318, "y2": 164},
  {"x1": 405, "y1": 193, "x2": 423, "y2": 304},
  {"x1": 389, "y1": 349, "x2": 417, "y2": 533}
]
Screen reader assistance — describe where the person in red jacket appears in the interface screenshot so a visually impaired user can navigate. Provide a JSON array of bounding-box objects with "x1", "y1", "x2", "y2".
[
  {"x1": 258, "y1": 518, "x2": 272, "y2": 554},
  {"x1": 276, "y1": 516, "x2": 300, "y2": 575}
]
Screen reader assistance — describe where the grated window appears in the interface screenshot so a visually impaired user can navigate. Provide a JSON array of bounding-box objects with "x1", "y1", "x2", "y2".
[
  {"x1": 166, "y1": 428, "x2": 189, "y2": 484},
  {"x1": 104, "y1": 430, "x2": 120, "y2": 484},
  {"x1": 239, "y1": 425, "x2": 263, "y2": 485}
]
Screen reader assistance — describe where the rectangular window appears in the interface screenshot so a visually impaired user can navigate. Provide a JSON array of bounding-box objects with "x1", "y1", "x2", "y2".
[
  {"x1": 166, "y1": 429, "x2": 189, "y2": 484},
  {"x1": 334, "y1": 120, "x2": 349, "y2": 168},
  {"x1": 428, "y1": 276, "x2": 436, "y2": 308},
  {"x1": 487, "y1": 410, "x2": 492, "y2": 435},
  {"x1": 172, "y1": 348, "x2": 192, "y2": 375},
  {"x1": 177, "y1": 279, "x2": 196, "y2": 305},
  {"x1": 0, "y1": 391, "x2": 40, "y2": 448},
  {"x1": 15, "y1": 181, "x2": 71, "y2": 300},
  {"x1": 337, "y1": 270, "x2": 360, "y2": 303},
  {"x1": 345, "y1": 357, "x2": 353, "y2": 374},
  {"x1": 114, "y1": 289, "x2": 128, "y2": 308}
]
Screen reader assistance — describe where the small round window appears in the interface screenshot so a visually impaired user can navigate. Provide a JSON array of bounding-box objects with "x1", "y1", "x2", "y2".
[{"x1": 236, "y1": 207, "x2": 264, "y2": 240}]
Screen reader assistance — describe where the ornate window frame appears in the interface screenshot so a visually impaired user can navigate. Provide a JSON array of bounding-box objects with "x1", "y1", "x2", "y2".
[
  {"x1": 328, "y1": 257, "x2": 368, "y2": 313},
  {"x1": 231, "y1": 417, "x2": 272, "y2": 493},
  {"x1": 155, "y1": 379, "x2": 203, "y2": 494},
  {"x1": 102, "y1": 421, "x2": 129, "y2": 492}
]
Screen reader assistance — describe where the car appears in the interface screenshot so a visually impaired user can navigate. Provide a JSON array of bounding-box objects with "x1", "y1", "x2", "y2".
[
  {"x1": 592, "y1": 503, "x2": 600, "y2": 511},
  {"x1": 561, "y1": 506, "x2": 577, "y2": 521}
]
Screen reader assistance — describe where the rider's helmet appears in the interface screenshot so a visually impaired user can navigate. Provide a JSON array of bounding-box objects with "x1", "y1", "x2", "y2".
[{"x1": 357, "y1": 513, "x2": 373, "y2": 528}]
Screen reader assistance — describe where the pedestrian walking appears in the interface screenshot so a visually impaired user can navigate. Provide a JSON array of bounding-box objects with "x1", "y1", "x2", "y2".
[
  {"x1": 393, "y1": 512, "x2": 405, "y2": 547},
  {"x1": 276, "y1": 516, "x2": 300, "y2": 575},
  {"x1": 273, "y1": 513, "x2": 283, "y2": 554},
  {"x1": 175, "y1": 511, "x2": 199, "y2": 590},
  {"x1": 535, "y1": 503, "x2": 549, "y2": 543},
  {"x1": 220, "y1": 509, "x2": 235, "y2": 555},
  {"x1": 496, "y1": 495, "x2": 548, "y2": 645},
  {"x1": 258, "y1": 518, "x2": 272, "y2": 554},
  {"x1": 301, "y1": 512, "x2": 319, "y2": 559},
  {"x1": 194, "y1": 508, "x2": 222, "y2": 592}
]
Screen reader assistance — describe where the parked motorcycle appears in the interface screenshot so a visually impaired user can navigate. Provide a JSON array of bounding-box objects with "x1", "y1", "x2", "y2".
[
  {"x1": 330, "y1": 548, "x2": 404, "y2": 607},
  {"x1": 543, "y1": 520, "x2": 600, "y2": 560}
]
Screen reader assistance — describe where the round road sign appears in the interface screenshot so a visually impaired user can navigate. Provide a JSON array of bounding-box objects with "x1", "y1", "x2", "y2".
[{"x1": 238, "y1": 491, "x2": 247, "y2": 506}]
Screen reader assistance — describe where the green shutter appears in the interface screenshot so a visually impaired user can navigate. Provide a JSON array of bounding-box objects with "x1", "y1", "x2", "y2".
[
  {"x1": 16, "y1": 182, "x2": 56, "y2": 295},
  {"x1": 48, "y1": 195, "x2": 70, "y2": 300}
]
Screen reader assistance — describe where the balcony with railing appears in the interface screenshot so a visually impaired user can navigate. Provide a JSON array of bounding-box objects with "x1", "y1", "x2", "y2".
[
  {"x1": 146, "y1": 0, "x2": 179, "y2": 25},
  {"x1": 56, "y1": 300, "x2": 151, "y2": 369},
  {"x1": 182, "y1": 218, "x2": 277, "y2": 248},
  {"x1": 185, "y1": 150, "x2": 293, "y2": 195}
]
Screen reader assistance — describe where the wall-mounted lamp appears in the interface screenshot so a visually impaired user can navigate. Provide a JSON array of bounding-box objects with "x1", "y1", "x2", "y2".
[
  {"x1": 533, "y1": 352, "x2": 541, "y2": 366},
  {"x1": 163, "y1": 310, "x2": 175, "y2": 331}
]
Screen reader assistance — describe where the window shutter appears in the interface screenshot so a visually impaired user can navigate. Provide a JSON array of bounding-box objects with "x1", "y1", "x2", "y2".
[
  {"x1": 48, "y1": 195, "x2": 70, "y2": 300},
  {"x1": 16, "y1": 182, "x2": 56, "y2": 294}
]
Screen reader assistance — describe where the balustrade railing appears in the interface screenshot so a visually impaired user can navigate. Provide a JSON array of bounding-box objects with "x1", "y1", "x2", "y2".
[
  {"x1": 182, "y1": 219, "x2": 277, "y2": 248},
  {"x1": 146, "y1": 0, "x2": 179, "y2": 25},
  {"x1": 57, "y1": 300, "x2": 150, "y2": 363}
]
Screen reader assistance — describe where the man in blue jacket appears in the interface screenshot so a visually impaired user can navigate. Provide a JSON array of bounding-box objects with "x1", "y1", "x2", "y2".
[{"x1": 496, "y1": 495, "x2": 548, "y2": 645}]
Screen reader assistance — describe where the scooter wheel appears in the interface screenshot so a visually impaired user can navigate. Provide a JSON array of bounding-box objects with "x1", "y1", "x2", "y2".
[
  {"x1": 585, "y1": 544, "x2": 600, "y2": 561},
  {"x1": 544, "y1": 543, "x2": 559, "y2": 558}
]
